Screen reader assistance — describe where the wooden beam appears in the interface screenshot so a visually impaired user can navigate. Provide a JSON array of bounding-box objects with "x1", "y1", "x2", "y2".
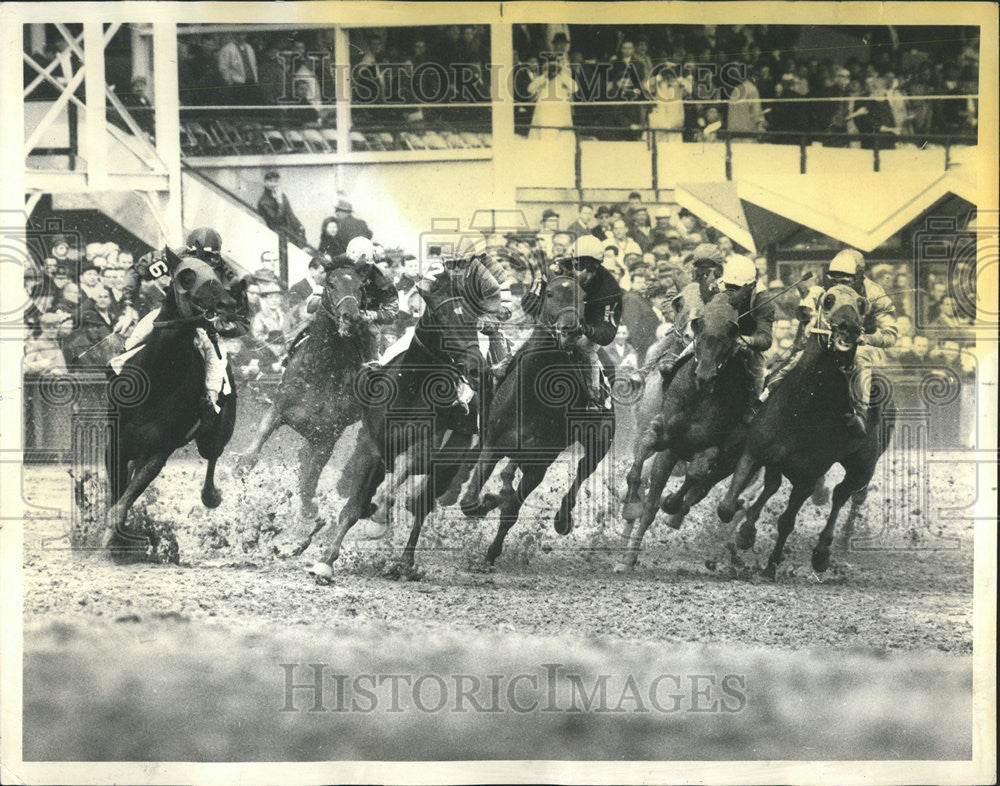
[
  {"x1": 83, "y1": 23, "x2": 108, "y2": 189},
  {"x1": 152, "y1": 21, "x2": 183, "y2": 243}
]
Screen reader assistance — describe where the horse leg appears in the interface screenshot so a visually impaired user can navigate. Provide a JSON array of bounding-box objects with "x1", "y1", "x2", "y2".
[
  {"x1": 459, "y1": 447, "x2": 506, "y2": 518},
  {"x1": 717, "y1": 451, "x2": 764, "y2": 523},
  {"x1": 556, "y1": 419, "x2": 614, "y2": 535},
  {"x1": 234, "y1": 403, "x2": 280, "y2": 477},
  {"x1": 397, "y1": 432, "x2": 471, "y2": 569},
  {"x1": 623, "y1": 416, "x2": 663, "y2": 519},
  {"x1": 736, "y1": 466, "x2": 782, "y2": 549},
  {"x1": 437, "y1": 441, "x2": 480, "y2": 507},
  {"x1": 201, "y1": 456, "x2": 223, "y2": 508},
  {"x1": 764, "y1": 481, "x2": 813, "y2": 579},
  {"x1": 615, "y1": 449, "x2": 677, "y2": 573},
  {"x1": 307, "y1": 437, "x2": 385, "y2": 580},
  {"x1": 105, "y1": 439, "x2": 130, "y2": 505},
  {"x1": 486, "y1": 463, "x2": 547, "y2": 565},
  {"x1": 298, "y1": 439, "x2": 335, "y2": 519},
  {"x1": 102, "y1": 450, "x2": 170, "y2": 553},
  {"x1": 838, "y1": 485, "x2": 870, "y2": 552},
  {"x1": 813, "y1": 470, "x2": 868, "y2": 573}
]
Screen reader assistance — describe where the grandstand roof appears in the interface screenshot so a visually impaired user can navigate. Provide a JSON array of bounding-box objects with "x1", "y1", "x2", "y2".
[{"x1": 676, "y1": 167, "x2": 976, "y2": 253}]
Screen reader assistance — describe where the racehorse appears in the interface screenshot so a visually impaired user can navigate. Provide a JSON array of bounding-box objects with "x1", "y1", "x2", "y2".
[
  {"x1": 304, "y1": 260, "x2": 504, "y2": 581},
  {"x1": 458, "y1": 275, "x2": 616, "y2": 564},
  {"x1": 235, "y1": 267, "x2": 366, "y2": 521},
  {"x1": 103, "y1": 253, "x2": 237, "y2": 557},
  {"x1": 717, "y1": 284, "x2": 896, "y2": 577},
  {"x1": 616, "y1": 288, "x2": 755, "y2": 572}
]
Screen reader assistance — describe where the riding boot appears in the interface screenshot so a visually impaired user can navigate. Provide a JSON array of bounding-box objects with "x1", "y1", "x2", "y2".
[
  {"x1": 197, "y1": 392, "x2": 219, "y2": 429},
  {"x1": 585, "y1": 385, "x2": 604, "y2": 412}
]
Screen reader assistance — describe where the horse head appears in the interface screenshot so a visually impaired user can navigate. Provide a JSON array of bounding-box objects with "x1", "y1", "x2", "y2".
[
  {"x1": 416, "y1": 261, "x2": 491, "y2": 372},
  {"x1": 689, "y1": 290, "x2": 742, "y2": 392},
  {"x1": 171, "y1": 253, "x2": 234, "y2": 325},
  {"x1": 815, "y1": 283, "x2": 867, "y2": 354},
  {"x1": 540, "y1": 274, "x2": 584, "y2": 350},
  {"x1": 324, "y1": 266, "x2": 364, "y2": 337}
]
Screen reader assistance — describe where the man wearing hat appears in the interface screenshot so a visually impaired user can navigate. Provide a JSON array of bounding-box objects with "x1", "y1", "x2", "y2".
[
  {"x1": 257, "y1": 170, "x2": 306, "y2": 247},
  {"x1": 653, "y1": 206, "x2": 674, "y2": 235},
  {"x1": 586, "y1": 205, "x2": 610, "y2": 242},
  {"x1": 333, "y1": 198, "x2": 373, "y2": 248}
]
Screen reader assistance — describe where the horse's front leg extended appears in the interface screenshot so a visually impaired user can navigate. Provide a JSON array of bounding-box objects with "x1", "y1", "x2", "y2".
[
  {"x1": 103, "y1": 450, "x2": 171, "y2": 552},
  {"x1": 623, "y1": 415, "x2": 664, "y2": 518}
]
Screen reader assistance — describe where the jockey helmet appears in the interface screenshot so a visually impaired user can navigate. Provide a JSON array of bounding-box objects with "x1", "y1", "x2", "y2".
[
  {"x1": 826, "y1": 250, "x2": 859, "y2": 286},
  {"x1": 185, "y1": 227, "x2": 222, "y2": 258},
  {"x1": 690, "y1": 243, "x2": 725, "y2": 270},
  {"x1": 570, "y1": 235, "x2": 604, "y2": 268},
  {"x1": 721, "y1": 254, "x2": 757, "y2": 288},
  {"x1": 347, "y1": 236, "x2": 377, "y2": 267}
]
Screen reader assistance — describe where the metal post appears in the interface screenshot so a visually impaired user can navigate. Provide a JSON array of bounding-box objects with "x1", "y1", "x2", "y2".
[
  {"x1": 650, "y1": 128, "x2": 658, "y2": 194},
  {"x1": 278, "y1": 233, "x2": 289, "y2": 287},
  {"x1": 489, "y1": 21, "x2": 516, "y2": 210},
  {"x1": 333, "y1": 26, "x2": 352, "y2": 155},
  {"x1": 873, "y1": 136, "x2": 880, "y2": 172},
  {"x1": 152, "y1": 21, "x2": 182, "y2": 244},
  {"x1": 83, "y1": 22, "x2": 108, "y2": 189},
  {"x1": 724, "y1": 135, "x2": 732, "y2": 181},
  {"x1": 799, "y1": 136, "x2": 807, "y2": 174}
]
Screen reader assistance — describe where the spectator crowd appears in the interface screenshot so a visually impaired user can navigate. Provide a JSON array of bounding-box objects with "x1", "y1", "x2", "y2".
[{"x1": 513, "y1": 24, "x2": 979, "y2": 145}]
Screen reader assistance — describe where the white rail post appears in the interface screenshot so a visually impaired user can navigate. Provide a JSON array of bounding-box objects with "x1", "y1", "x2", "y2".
[{"x1": 152, "y1": 21, "x2": 182, "y2": 245}]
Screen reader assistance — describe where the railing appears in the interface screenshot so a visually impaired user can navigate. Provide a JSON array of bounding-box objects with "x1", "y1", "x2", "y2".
[{"x1": 517, "y1": 122, "x2": 975, "y2": 191}]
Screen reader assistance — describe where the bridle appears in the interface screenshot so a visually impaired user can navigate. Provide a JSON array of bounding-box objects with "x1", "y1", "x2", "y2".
[{"x1": 808, "y1": 286, "x2": 866, "y2": 352}]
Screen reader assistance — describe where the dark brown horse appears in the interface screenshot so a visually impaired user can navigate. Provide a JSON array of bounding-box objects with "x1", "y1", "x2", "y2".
[
  {"x1": 717, "y1": 284, "x2": 896, "y2": 577},
  {"x1": 104, "y1": 254, "x2": 237, "y2": 557},
  {"x1": 304, "y1": 260, "x2": 504, "y2": 581},
  {"x1": 459, "y1": 275, "x2": 616, "y2": 564},
  {"x1": 235, "y1": 267, "x2": 366, "y2": 521},
  {"x1": 616, "y1": 288, "x2": 755, "y2": 572}
]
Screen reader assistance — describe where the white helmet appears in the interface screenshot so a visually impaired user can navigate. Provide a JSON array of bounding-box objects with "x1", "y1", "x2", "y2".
[
  {"x1": 346, "y1": 236, "x2": 376, "y2": 265},
  {"x1": 828, "y1": 250, "x2": 860, "y2": 276},
  {"x1": 721, "y1": 254, "x2": 757, "y2": 287},
  {"x1": 572, "y1": 234, "x2": 605, "y2": 264}
]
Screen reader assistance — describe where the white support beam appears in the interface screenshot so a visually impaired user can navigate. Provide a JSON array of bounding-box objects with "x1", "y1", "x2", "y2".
[
  {"x1": 489, "y1": 22, "x2": 516, "y2": 212},
  {"x1": 83, "y1": 22, "x2": 108, "y2": 189},
  {"x1": 333, "y1": 25, "x2": 352, "y2": 157},
  {"x1": 152, "y1": 21, "x2": 182, "y2": 244},
  {"x1": 25, "y1": 171, "x2": 170, "y2": 193},
  {"x1": 131, "y1": 24, "x2": 152, "y2": 83}
]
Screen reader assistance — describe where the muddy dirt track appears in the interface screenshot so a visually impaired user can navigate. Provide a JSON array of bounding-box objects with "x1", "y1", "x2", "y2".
[{"x1": 20, "y1": 418, "x2": 976, "y2": 761}]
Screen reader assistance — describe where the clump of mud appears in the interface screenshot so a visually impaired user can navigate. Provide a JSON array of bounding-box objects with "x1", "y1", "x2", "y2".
[{"x1": 69, "y1": 469, "x2": 179, "y2": 564}]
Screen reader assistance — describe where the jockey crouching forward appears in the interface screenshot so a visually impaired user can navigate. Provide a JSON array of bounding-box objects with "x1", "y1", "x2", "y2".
[
  {"x1": 660, "y1": 254, "x2": 775, "y2": 421},
  {"x1": 115, "y1": 227, "x2": 250, "y2": 421},
  {"x1": 643, "y1": 243, "x2": 726, "y2": 381},
  {"x1": 764, "y1": 249, "x2": 897, "y2": 435},
  {"x1": 546, "y1": 235, "x2": 624, "y2": 411},
  {"x1": 331, "y1": 237, "x2": 399, "y2": 364}
]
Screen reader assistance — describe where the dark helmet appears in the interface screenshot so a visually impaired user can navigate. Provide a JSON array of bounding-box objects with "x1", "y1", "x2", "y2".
[{"x1": 185, "y1": 227, "x2": 223, "y2": 259}]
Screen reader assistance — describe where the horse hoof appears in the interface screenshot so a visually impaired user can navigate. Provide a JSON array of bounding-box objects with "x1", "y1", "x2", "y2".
[
  {"x1": 484, "y1": 547, "x2": 500, "y2": 565},
  {"x1": 437, "y1": 485, "x2": 462, "y2": 507},
  {"x1": 308, "y1": 562, "x2": 334, "y2": 584},
  {"x1": 553, "y1": 508, "x2": 572, "y2": 535},
  {"x1": 621, "y1": 501, "x2": 643, "y2": 521},
  {"x1": 661, "y1": 494, "x2": 681, "y2": 514},
  {"x1": 300, "y1": 500, "x2": 320, "y2": 520},
  {"x1": 665, "y1": 511, "x2": 686, "y2": 530},
  {"x1": 717, "y1": 502, "x2": 735, "y2": 523},
  {"x1": 735, "y1": 525, "x2": 757, "y2": 550},
  {"x1": 202, "y1": 487, "x2": 223, "y2": 509},
  {"x1": 612, "y1": 561, "x2": 631, "y2": 574},
  {"x1": 811, "y1": 548, "x2": 831, "y2": 573},
  {"x1": 763, "y1": 562, "x2": 778, "y2": 581}
]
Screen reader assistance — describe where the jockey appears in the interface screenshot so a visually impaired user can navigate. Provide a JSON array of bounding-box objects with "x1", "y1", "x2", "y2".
[
  {"x1": 559, "y1": 235, "x2": 624, "y2": 411},
  {"x1": 763, "y1": 249, "x2": 897, "y2": 435},
  {"x1": 653, "y1": 242, "x2": 727, "y2": 379},
  {"x1": 117, "y1": 227, "x2": 251, "y2": 420},
  {"x1": 326, "y1": 236, "x2": 399, "y2": 364},
  {"x1": 660, "y1": 254, "x2": 775, "y2": 416}
]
